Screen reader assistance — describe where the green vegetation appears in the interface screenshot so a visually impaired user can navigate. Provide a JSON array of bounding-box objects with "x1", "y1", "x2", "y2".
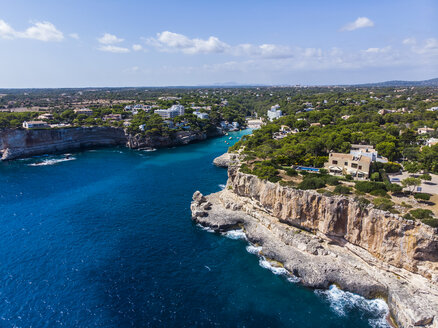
[
  {"x1": 334, "y1": 185, "x2": 351, "y2": 194},
  {"x1": 372, "y1": 197, "x2": 395, "y2": 212},
  {"x1": 414, "y1": 193, "x2": 431, "y2": 201}
]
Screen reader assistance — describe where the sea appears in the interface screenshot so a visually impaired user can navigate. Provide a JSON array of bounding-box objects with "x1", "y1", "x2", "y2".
[{"x1": 0, "y1": 129, "x2": 390, "y2": 327}]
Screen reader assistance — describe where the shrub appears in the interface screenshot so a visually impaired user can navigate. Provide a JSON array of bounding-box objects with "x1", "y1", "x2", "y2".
[
  {"x1": 298, "y1": 177, "x2": 326, "y2": 190},
  {"x1": 325, "y1": 175, "x2": 340, "y2": 186},
  {"x1": 370, "y1": 172, "x2": 380, "y2": 181},
  {"x1": 252, "y1": 162, "x2": 281, "y2": 183},
  {"x1": 285, "y1": 168, "x2": 298, "y2": 176},
  {"x1": 240, "y1": 163, "x2": 252, "y2": 174},
  {"x1": 409, "y1": 209, "x2": 434, "y2": 220},
  {"x1": 386, "y1": 183, "x2": 403, "y2": 193},
  {"x1": 414, "y1": 193, "x2": 431, "y2": 201},
  {"x1": 279, "y1": 180, "x2": 295, "y2": 187},
  {"x1": 372, "y1": 197, "x2": 394, "y2": 211},
  {"x1": 345, "y1": 174, "x2": 353, "y2": 181},
  {"x1": 355, "y1": 181, "x2": 387, "y2": 193},
  {"x1": 354, "y1": 197, "x2": 371, "y2": 209},
  {"x1": 319, "y1": 168, "x2": 328, "y2": 175},
  {"x1": 334, "y1": 185, "x2": 351, "y2": 194},
  {"x1": 419, "y1": 173, "x2": 432, "y2": 181},
  {"x1": 369, "y1": 189, "x2": 388, "y2": 197},
  {"x1": 422, "y1": 219, "x2": 438, "y2": 228}
]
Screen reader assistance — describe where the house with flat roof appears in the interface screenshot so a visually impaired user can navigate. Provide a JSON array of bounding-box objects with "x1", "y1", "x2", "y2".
[
  {"x1": 74, "y1": 108, "x2": 93, "y2": 115},
  {"x1": 103, "y1": 114, "x2": 122, "y2": 121},
  {"x1": 267, "y1": 105, "x2": 282, "y2": 122},
  {"x1": 38, "y1": 113, "x2": 53, "y2": 120},
  {"x1": 350, "y1": 144, "x2": 388, "y2": 163},
  {"x1": 22, "y1": 121, "x2": 49, "y2": 129},
  {"x1": 324, "y1": 152, "x2": 372, "y2": 179},
  {"x1": 155, "y1": 105, "x2": 185, "y2": 119},
  {"x1": 418, "y1": 126, "x2": 435, "y2": 135}
]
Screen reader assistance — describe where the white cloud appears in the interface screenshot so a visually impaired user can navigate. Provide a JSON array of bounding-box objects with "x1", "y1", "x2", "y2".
[
  {"x1": 364, "y1": 46, "x2": 391, "y2": 53},
  {"x1": 146, "y1": 31, "x2": 229, "y2": 54},
  {"x1": 69, "y1": 33, "x2": 79, "y2": 40},
  {"x1": 403, "y1": 38, "x2": 438, "y2": 55},
  {"x1": 98, "y1": 33, "x2": 124, "y2": 45},
  {"x1": 98, "y1": 45, "x2": 130, "y2": 53},
  {"x1": 402, "y1": 38, "x2": 416, "y2": 45},
  {"x1": 0, "y1": 19, "x2": 64, "y2": 41},
  {"x1": 132, "y1": 44, "x2": 143, "y2": 51},
  {"x1": 341, "y1": 17, "x2": 374, "y2": 31},
  {"x1": 146, "y1": 31, "x2": 296, "y2": 59}
]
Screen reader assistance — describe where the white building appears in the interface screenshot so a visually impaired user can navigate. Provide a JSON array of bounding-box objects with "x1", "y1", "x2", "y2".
[
  {"x1": 193, "y1": 111, "x2": 209, "y2": 119},
  {"x1": 170, "y1": 104, "x2": 185, "y2": 116},
  {"x1": 426, "y1": 138, "x2": 438, "y2": 147},
  {"x1": 426, "y1": 106, "x2": 438, "y2": 112},
  {"x1": 267, "y1": 105, "x2": 282, "y2": 122},
  {"x1": 22, "y1": 121, "x2": 49, "y2": 129},
  {"x1": 154, "y1": 105, "x2": 185, "y2": 119},
  {"x1": 418, "y1": 126, "x2": 435, "y2": 135},
  {"x1": 350, "y1": 144, "x2": 388, "y2": 163}
]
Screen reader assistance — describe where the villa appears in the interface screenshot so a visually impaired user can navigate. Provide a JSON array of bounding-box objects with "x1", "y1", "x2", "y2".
[
  {"x1": 418, "y1": 126, "x2": 435, "y2": 135},
  {"x1": 22, "y1": 121, "x2": 49, "y2": 129},
  {"x1": 324, "y1": 152, "x2": 372, "y2": 179},
  {"x1": 74, "y1": 108, "x2": 93, "y2": 115},
  {"x1": 267, "y1": 104, "x2": 282, "y2": 121},
  {"x1": 155, "y1": 105, "x2": 185, "y2": 119}
]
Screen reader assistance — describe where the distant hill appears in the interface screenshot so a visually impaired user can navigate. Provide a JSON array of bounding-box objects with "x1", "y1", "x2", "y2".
[{"x1": 356, "y1": 78, "x2": 438, "y2": 87}]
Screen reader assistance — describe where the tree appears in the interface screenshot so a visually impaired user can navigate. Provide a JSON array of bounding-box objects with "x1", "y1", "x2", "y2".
[
  {"x1": 376, "y1": 141, "x2": 398, "y2": 161},
  {"x1": 403, "y1": 161, "x2": 420, "y2": 174},
  {"x1": 401, "y1": 177, "x2": 421, "y2": 193}
]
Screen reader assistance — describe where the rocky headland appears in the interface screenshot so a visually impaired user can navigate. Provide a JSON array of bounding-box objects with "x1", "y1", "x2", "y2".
[
  {"x1": 191, "y1": 160, "x2": 438, "y2": 328},
  {"x1": 0, "y1": 127, "x2": 223, "y2": 160}
]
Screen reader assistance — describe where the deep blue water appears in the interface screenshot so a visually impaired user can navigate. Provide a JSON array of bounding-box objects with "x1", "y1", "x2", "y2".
[{"x1": 0, "y1": 130, "x2": 389, "y2": 328}]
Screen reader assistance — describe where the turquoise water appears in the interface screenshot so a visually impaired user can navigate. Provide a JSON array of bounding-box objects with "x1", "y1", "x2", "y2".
[{"x1": 0, "y1": 130, "x2": 389, "y2": 327}]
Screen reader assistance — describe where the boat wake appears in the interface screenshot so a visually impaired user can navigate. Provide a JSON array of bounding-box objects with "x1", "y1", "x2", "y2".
[{"x1": 28, "y1": 157, "x2": 76, "y2": 166}]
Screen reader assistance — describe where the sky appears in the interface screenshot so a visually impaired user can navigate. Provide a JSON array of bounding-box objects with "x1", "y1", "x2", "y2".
[{"x1": 0, "y1": 0, "x2": 437, "y2": 88}]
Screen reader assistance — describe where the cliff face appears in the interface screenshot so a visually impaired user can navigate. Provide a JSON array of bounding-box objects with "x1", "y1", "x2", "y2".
[
  {"x1": 191, "y1": 166, "x2": 438, "y2": 327},
  {"x1": 127, "y1": 130, "x2": 215, "y2": 149},
  {"x1": 228, "y1": 167, "x2": 438, "y2": 279},
  {"x1": 0, "y1": 127, "x2": 127, "y2": 160},
  {"x1": 0, "y1": 127, "x2": 224, "y2": 160}
]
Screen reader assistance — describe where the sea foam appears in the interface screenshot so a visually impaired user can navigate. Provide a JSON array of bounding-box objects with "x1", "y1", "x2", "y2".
[
  {"x1": 315, "y1": 285, "x2": 390, "y2": 327},
  {"x1": 223, "y1": 229, "x2": 247, "y2": 240}
]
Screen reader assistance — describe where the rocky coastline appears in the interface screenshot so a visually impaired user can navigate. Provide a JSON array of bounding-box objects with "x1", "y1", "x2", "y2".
[
  {"x1": 191, "y1": 159, "x2": 438, "y2": 328},
  {"x1": 0, "y1": 127, "x2": 224, "y2": 160}
]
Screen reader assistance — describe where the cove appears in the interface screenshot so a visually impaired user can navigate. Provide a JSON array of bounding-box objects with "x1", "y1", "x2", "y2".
[{"x1": 0, "y1": 130, "x2": 388, "y2": 327}]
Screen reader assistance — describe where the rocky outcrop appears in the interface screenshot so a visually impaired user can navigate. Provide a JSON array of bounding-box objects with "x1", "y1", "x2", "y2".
[
  {"x1": 0, "y1": 127, "x2": 127, "y2": 160},
  {"x1": 213, "y1": 152, "x2": 239, "y2": 167},
  {"x1": 127, "y1": 130, "x2": 216, "y2": 150},
  {"x1": 0, "y1": 127, "x2": 224, "y2": 160},
  {"x1": 191, "y1": 167, "x2": 438, "y2": 328}
]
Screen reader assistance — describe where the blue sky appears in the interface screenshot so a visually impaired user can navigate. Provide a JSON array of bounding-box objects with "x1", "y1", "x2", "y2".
[{"x1": 0, "y1": 0, "x2": 437, "y2": 87}]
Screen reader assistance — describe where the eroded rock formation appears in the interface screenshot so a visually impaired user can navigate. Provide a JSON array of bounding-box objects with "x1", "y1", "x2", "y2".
[{"x1": 191, "y1": 165, "x2": 438, "y2": 328}]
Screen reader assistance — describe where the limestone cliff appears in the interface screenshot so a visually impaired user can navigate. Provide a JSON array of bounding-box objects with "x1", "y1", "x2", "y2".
[
  {"x1": 191, "y1": 166, "x2": 438, "y2": 328},
  {"x1": 227, "y1": 167, "x2": 438, "y2": 280},
  {"x1": 0, "y1": 127, "x2": 127, "y2": 160},
  {"x1": 127, "y1": 129, "x2": 222, "y2": 150},
  {"x1": 0, "y1": 127, "x2": 224, "y2": 160}
]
